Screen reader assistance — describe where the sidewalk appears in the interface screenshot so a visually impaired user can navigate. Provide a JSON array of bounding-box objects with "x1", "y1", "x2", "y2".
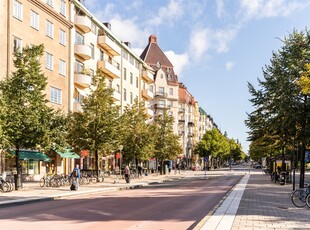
[{"x1": 197, "y1": 171, "x2": 310, "y2": 230}]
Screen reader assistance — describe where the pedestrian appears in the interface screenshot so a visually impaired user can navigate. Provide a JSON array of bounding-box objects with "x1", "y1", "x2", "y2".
[
  {"x1": 138, "y1": 164, "x2": 142, "y2": 178},
  {"x1": 124, "y1": 166, "x2": 130, "y2": 183},
  {"x1": 70, "y1": 164, "x2": 80, "y2": 190}
]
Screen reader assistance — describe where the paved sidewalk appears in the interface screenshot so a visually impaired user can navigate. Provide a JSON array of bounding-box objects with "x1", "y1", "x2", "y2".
[{"x1": 197, "y1": 171, "x2": 310, "y2": 230}]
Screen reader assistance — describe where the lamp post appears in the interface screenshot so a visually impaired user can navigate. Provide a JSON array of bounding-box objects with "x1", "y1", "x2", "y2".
[{"x1": 119, "y1": 145, "x2": 123, "y2": 180}]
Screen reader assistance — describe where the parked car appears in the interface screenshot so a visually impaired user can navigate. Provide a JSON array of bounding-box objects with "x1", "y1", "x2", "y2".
[{"x1": 253, "y1": 163, "x2": 262, "y2": 169}]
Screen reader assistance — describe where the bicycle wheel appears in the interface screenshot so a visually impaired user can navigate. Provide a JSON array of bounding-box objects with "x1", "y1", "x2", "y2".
[
  {"x1": 39, "y1": 178, "x2": 45, "y2": 187},
  {"x1": 291, "y1": 189, "x2": 307, "y2": 208},
  {"x1": 305, "y1": 193, "x2": 310, "y2": 208},
  {"x1": 2, "y1": 182, "x2": 10, "y2": 192}
]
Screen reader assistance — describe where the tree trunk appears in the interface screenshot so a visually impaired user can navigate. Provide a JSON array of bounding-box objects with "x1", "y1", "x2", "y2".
[
  {"x1": 15, "y1": 148, "x2": 22, "y2": 190},
  {"x1": 300, "y1": 143, "x2": 306, "y2": 188},
  {"x1": 95, "y1": 149, "x2": 100, "y2": 182}
]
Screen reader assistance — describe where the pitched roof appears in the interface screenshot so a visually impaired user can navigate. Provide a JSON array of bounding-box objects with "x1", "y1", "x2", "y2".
[{"x1": 140, "y1": 35, "x2": 178, "y2": 85}]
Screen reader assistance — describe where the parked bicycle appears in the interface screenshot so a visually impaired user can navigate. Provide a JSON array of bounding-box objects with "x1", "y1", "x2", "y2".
[
  {"x1": 291, "y1": 183, "x2": 310, "y2": 208},
  {"x1": 0, "y1": 177, "x2": 14, "y2": 193}
]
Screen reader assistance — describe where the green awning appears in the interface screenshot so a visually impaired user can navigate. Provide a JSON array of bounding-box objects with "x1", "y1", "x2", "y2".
[
  {"x1": 55, "y1": 149, "x2": 80, "y2": 159},
  {"x1": 10, "y1": 150, "x2": 51, "y2": 162}
]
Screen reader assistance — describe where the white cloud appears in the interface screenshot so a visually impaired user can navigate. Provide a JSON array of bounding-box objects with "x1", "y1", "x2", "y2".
[
  {"x1": 216, "y1": 0, "x2": 225, "y2": 18},
  {"x1": 146, "y1": 0, "x2": 184, "y2": 27},
  {"x1": 226, "y1": 61, "x2": 235, "y2": 71},
  {"x1": 165, "y1": 51, "x2": 189, "y2": 77},
  {"x1": 239, "y1": 0, "x2": 306, "y2": 20},
  {"x1": 189, "y1": 28, "x2": 212, "y2": 60},
  {"x1": 108, "y1": 17, "x2": 150, "y2": 48}
]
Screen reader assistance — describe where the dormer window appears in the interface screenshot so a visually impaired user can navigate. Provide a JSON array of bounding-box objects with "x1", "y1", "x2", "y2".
[
  {"x1": 168, "y1": 74, "x2": 172, "y2": 80},
  {"x1": 156, "y1": 61, "x2": 161, "y2": 68}
]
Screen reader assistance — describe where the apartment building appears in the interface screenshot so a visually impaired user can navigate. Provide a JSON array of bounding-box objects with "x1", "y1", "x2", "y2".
[
  {"x1": 140, "y1": 35, "x2": 179, "y2": 134},
  {"x1": 0, "y1": 0, "x2": 76, "y2": 178}
]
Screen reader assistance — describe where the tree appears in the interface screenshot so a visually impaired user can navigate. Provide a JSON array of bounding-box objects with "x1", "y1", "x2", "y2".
[
  {"x1": 119, "y1": 99, "x2": 155, "y2": 166},
  {"x1": 246, "y1": 29, "x2": 310, "y2": 187},
  {"x1": 67, "y1": 70, "x2": 120, "y2": 179},
  {"x1": 153, "y1": 111, "x2": 182, "y2": 174},
  {"x1": 0, "y1": 44, "x2": 61, "y2": 190}
]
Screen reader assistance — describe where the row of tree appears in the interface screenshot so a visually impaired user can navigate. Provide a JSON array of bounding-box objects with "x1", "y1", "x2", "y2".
[
  {"x1": 194, "y1": 128, "x2": 247, "y2": 168},
  {"x1": 0, "y1": 44, "x2": 182, "y2": 190},
  {"x1": 246, "y1": 28, "x2": 310, "y2": 187}
]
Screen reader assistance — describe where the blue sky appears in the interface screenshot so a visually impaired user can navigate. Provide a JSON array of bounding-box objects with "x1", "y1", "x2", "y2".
[{"x1": 84, "y1": 0, "x2": 310, "y2": 154}]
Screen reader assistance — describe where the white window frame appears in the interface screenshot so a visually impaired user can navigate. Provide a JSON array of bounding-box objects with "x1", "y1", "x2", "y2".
[
  {"x1": 13, "y1": 0, "x2": 23, "y2": 20},
  {"x1": 50, "y1": 87, "x2": 62, "y2": 104},
  {"x1": 59, "y1": 29, "x2": 66, "y2": 46},
  {"x1": 60, "y1": 0, "x2": 66, "y2": 16},
  {"x1": 123, "y1": 88, "x2": 127, "y2": 101},
  {"x1": 30, "y1": 10, "x2": 39, "y2": 30},
  {"x1": 46, "y1": 0, "x2": 53, "y2": 7},
  {"x1": 13, "y1": 36, "x2": 22, "y2": 53},
  {"x1": 59, "y1": 59, "x2": 66, "y2": 76},
  {"x1": 46, "y1": 52, "x2": 53, "y2": 70},
  {"x1": 46, "y1": 20, "x2": 54, "y2": 38}
]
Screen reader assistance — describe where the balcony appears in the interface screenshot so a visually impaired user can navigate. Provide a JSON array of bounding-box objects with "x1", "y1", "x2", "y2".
[
  {"x1": 97, "y1": 60, "x2": 120, "y2": 79},
  {"x1": 74, "y1": 15, "x2": 91, "y2": 33},
  {"x1": 142, "y1": 70, "x2": 154, "y2": 83},
  {"x1": 178, "y1": 108, "x2": 185, "y2": 113},
  {"x1": 98, "y1": 34, "x2": 121, "y2": 56},
  {"x1": 145, "y1": 108, "x2": 154, "y2": 118},
  {"x1": 155, "y1": 91, "x2": 167, "y2": 98},
  {"x1": 188, "y1": 119, "x2": 194, "y2": 126},
  {"x1": 73, "y1": 102, "x2": 83, "y2": 112},
  {"x1": 188, "y1": 132, "x2": 194, "y2": 137},
  {"x1": 74, "y1": 72, "x2": 92, "y2": 87},
  {"x1": 142, "y1": 89, "x2": 153, "y2": 101},
  {"x1": 74, "y1": 44, "x2": 91, "y2": 60},
  {"x1": 178, "y1": 118, "x2": 185, "y2": 123},
  {"x1": 178, "y1": 131, "x2": 184, "y2": 136},
  {"x1": 112, "y1": 91, "x2": 121, "y2": 101}
]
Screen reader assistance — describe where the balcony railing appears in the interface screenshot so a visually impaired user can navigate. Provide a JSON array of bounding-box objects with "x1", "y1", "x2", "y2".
[
  {"x1": 178, "y1": 108, "x2": 185, "y2": 113},
  {"x1": 155, "y1": 91, "x2": 167, "y2": 97},
  {"x1": 74, "y1": 72, "x2": 92, "y2": 87},
  {"x1": 142, "y1": 70, "x2": 154, "y2": 83},
  {"x1": 145, "y1": 108, "x2": 154, "y2": 118},
  {"x1": 74, "y1": 44, "x2": 91, "y2": 60},
  {"x1": 98, "y1": 34, "x2": 121, "y2": 56},
  {"x1": 142, "y1": 89, "x2": 153, "y2": 100},
  {"x1": 74, "y1": 15, "x2": 91, "y2": 33},
  {"x1": 97, "y1": 60, "x2": 120, "y2": 79}
]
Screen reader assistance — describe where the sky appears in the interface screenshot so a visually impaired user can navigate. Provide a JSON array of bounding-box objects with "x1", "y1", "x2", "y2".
[{"x1": 83, "y1": 0, "x2": 310, "y2": 154}]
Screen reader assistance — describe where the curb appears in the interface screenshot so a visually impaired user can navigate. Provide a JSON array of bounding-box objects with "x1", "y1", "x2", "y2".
[{"x1": 0, "y1": 177, "x2": 183, "y2": 208}]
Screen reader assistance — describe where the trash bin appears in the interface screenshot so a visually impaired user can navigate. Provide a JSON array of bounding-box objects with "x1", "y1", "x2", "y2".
[
  {"x1": 279, "y1": 171, "x2": 287, "y2": 185},
  {"x1": 164, "y1": 165, "x2": 168, "y2": 174}
]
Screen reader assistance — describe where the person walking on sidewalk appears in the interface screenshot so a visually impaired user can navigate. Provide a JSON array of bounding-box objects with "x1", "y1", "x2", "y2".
[
  {"x1": 70, "y1": 164, "x2": 80, "y2": 190},
  {"x1": 138, "y1": 164, "x2": 142, "y2": 178},
  {"x1": 124, "y1": 166, "x2": 130, "y2": 183}
]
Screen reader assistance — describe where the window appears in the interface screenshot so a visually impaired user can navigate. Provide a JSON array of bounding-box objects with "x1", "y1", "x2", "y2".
[
  {"x1": 59, "y1": 59, "x2": 66, "y2": 76},
  {"x1": 30, "y1": 11, "x2": 39, "y2": 30},
  {"x1": 170, "y1": 101, "x2": 173, "y2": 107},
  {"x1": 116, "y1": 84, "x2": 120, "y2": 93},
  {"x1": 75, "y1": 60, "x2": 84, "y2": 73},
  {"x1": 46, "y1": 20, "x2": 54, "y2": 38},
  {"x1": 59, "y1": 29, "x2": 66, "y2": 46},
  {"x1": 50, "y1": 87, "x2": 62, "y2": 104},
  {"x1": 60, "y1": 0, "x2": 66, "y2": 16},
  {"x1": 158, "y1": 86, "x2": 164, "y2": 94},
  {"x1": 169, "y1": 88, "x2": 173, "y2": 96},
  {"x1": 13, "y1": 36, "x2": 22, "y2": 53},
  {"x1": 136, "y1": 77, "x2": 138, "y2": 88},
  {"x1": 46, "y1": 0, "x2": 53, "y2": 7},
  {"x1": 122, "y1": 50, "x2": 128, "y2": 60},
  {"x1": 75, "y1": 32, "x2": 84, "y2": 45},
  {"x1": 123, "y1": 68, "x2": 127, "y2": 80},
  {"x1": 13, "y1": 0, "x2": 23, "y2": 20},
  {"x1": 108, "y1": 80, "x2": 112, "y2": 89},
  {"x1": 99, "y1": 50, "x2": 104, "y2": 61},
  {"x1": 129, "y1": 55, "x2": 134, "y2": 65},
  {"x1": 130, "y1": 72, "x2": 133, "y2": 84},
  {"x1": 90, "y1": 43, "x2": 94, "y2": 59},
  {"x1": 130, "y1": 92, "x2": 133, "y2": 104},
  {"x1": 46, "y1": 52, "x2": 53, "y2": 70},
  {"x1": 91, "y1": 22, "x2": 96, "y2": 34},
  {"x1": 149, "y1": 85, "x2": 153, "y2": 92},
  {"x1": 123, "y1": 88, "x2": 127, "y2": 101}
]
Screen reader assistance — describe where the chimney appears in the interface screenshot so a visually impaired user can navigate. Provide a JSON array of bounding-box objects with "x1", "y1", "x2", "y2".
[
  {"x1": 124, "y1": 42, "x2": 131, "y2": 48},
  {"x1": 149, "y1": 34, "x2": 157, "y2": 43},
  {"x1": 103, "y1": 22, "x2": 111, "y2": 30}
]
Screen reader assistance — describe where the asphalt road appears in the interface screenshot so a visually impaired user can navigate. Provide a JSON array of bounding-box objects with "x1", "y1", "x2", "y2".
[{"x1": 0, "y1": 174, "x2": 242, "y2": 230}]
